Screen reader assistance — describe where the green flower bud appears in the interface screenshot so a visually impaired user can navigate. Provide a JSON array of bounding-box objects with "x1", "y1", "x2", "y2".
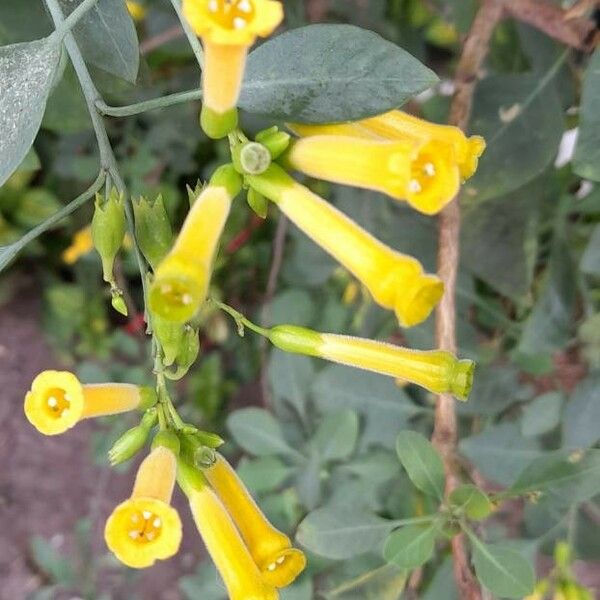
[
  {"x1": 108, "y1": 408, "x2": 157, "y2": 466},
  {"x1": 247, "y1": 187, "x2": 268, "y2": 219},
  {"x1": 256, "y1": 126, "x2": 291, "y2": 159},
  {"x1": 111, "y1": 289, "x2": 128, "y2": 316},
  {"x1": 152, "y1": 429, "x2": 181, "y2": 454},
  {"x1": 133, "y1": 194, "x2": 173, "y2": 270},
  {"x1": 91, "y1": 189, "x2": 126, "y2": 284},
  {"x1": 200, "y1": 105, "x2": 238, "y2": 139},
  {"x1": 193, "y1": 430, "x2": 224, "y2": 449},
  {"x1": 177, "y1": 324, "x2": 201, "y2": 371}
]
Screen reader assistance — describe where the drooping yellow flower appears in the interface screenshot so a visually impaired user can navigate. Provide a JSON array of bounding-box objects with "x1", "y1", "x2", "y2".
[
  {"x1": 204, "y1": 454, "x2": 306, "y2": 588},
  {"x1": 246, "y1": 164, "x2": 443, "y2": 327},
  {"x1": 182, "y1": 0, "x2": 283, "y2": 137},
  {"x1": 105, "y1": 446, "x2": 182, "y2": 569},
  {"x1": 290, "y1": 110, "x2": 486, "y2": 182},
  {"x1": 62, "y1": 226, "x2": 93, "y2": 265},
  {"x1": 286, "y1": 134, "x2": 460, "y2": 215},
  {"x1": 126, "y1": 0, "x2": 147, "y2": 21},
  {"x1": 24, "y1": 370, "x2": 155, "y2": 436},
  {"x1": 149, "y1": 166, "x2": 241, "y2": 322},
  {"x1": 179, "y1": 462, "x2": 279, "y2": 600},
  {"x1": 269, "y1": 325, "x2": 475, "y2": 400}
]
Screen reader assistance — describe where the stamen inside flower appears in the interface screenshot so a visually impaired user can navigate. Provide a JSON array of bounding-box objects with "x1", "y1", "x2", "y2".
[
  {"x1": 206, "y1": 0, "x2": 256, "y2": 30},
  {"x1": 127, "y1": 509, "x2": 163, "y2": 544},
  {"x1": 44, "y1": 388, "x2": 71, "y2": 419},
  {"x1": 409, "y1": 154, "x2": 437, "y2": 197}
]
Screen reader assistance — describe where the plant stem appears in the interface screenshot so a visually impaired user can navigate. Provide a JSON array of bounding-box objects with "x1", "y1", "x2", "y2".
[
  {"x1": 96, "y1": 90, "x2": 202, "y2": 117},
  {"x1": 432, "y1": 2, "x2": 504, "y2": 599},
  {"x1": 44, "y1": 0, "x2": 149, "y2": 308},
  {"x1": 54, "y1": 0, "x2": 99, "y2": 40},
  {"x1": 168, "y1": 0, "x2": 205, "y2": 69},
  {"x1": 213, "y1": 299, "x2": 272, "y2": 338}
]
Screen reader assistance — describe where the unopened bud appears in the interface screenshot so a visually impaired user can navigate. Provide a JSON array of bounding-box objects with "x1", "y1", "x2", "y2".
[
  {"x1": 153, "y1": 313, "x2": 185, "y2": 366},
  {"x1": 111, "y1": 289, "x2": 128, "y2": 316},
  {"x1": 133, "y1": 194, "x2": 173, "y2": 270},
  {"x1": 247, "y1": 187, "x2": 268, "y2": 218},
  {"x1": 91, "y1": 189, "x2": 126, "y2": 284},
  {"x1": 256, "y1": 126, "x2": 291, "y2": 159},
  {"x1": 108, "y1": 407, "x2": 157, "y2": 466}
]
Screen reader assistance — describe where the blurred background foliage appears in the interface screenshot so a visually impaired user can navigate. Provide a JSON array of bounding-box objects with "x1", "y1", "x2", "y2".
[{"x1": 1, "y1": 0, "x2": 599, "y2": 598}]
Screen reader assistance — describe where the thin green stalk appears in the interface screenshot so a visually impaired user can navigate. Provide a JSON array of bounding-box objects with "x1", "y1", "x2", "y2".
[
  {"x1": 54, "y1": 0, "x2": 99, "y2": 40},
  {"x1": 213, "y1": 299, "x2": 272, "y2": 338},
  {"x1": 169, "y1": 0, "x2": 204, "y2": 69},
  {"x1": 0, "y1": 171, "x2": 106, "y2": 273},
  {"x1": 95, "y1": 90, "x2": 202, "y2": 117},
  {"x1": 44, "y1": 0, "x2": 149, "y2": 307}
]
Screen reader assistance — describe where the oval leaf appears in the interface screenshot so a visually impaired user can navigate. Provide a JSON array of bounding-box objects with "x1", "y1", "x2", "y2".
[
  {"x1": 472, "y1": 541, "x2": 535, "y2": 599},
  {"x1": 449, "y1": 484, "x2": 492, "y2": 521},
  {"x1": 383, "y1": 523, "x2": 437, "y2": 569},
  {"x1": 396, "y1": 431, "x2": 445, "y2": 500},
  {"x1": 240, "y1": 24, "x2": 437, "y2": 123},
  {"x1": 296, "y1": 506, "x2": 394, "y2": 560},
  {"x1": 0, "y1": 35, "x2": 61, "y2": 186},
  {"x1": 227, "y1": 408, "x2": 300, "y2": 458},
  {"x1": 313, "y1": 409, "x2": 359, "y2": 461}
]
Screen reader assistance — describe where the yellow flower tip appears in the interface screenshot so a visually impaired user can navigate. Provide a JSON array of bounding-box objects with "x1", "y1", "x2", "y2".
[
  {"x1": 149, "y1": 256, "x2": 206, "y2": 323},
  {"x1": 104, "y1": 497, "x2": 182, "y2": 569},
  {"x1": 395, "y1": 274, "x2": 444, "y2": 327},
  {"x1": 126, "y1": 0, "x2": 147, "y2": 21},
  {"x1": 62, "y1": 226, "x2": 93, "y2": 265},
  {"x1": 405, "y1": 142, "x2": 461, "y2": 215},
  {"x1": 183, "y1": 0, "x2": 283, "y2": 45},
  {"x1": 24, "y1": 370, "x2": 84, "y2": 435},
  {"x1": 459, "y1": 135, "x2": 486, "y2": 181},
  {"x1": 258, "y1": 546, "x2": 306, "y2": 588},
  {"x1": 451, "y1": 359, "x2": 475, "y2": 401}
]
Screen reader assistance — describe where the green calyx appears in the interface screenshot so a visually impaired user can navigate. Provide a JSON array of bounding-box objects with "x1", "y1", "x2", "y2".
[
  {"x1": 139, "y1": 386, "x2": 158, "y2": 410},
  {"x1": 209, "y1": 163, "x2": 243, "y2": 198},
  {"x1": 200, "y1": 105, "x2": 238, "y2": 139},
  {"x1": 176, "y1": 456, "x2": 209, "y2": 496},
  {"x1": 91, "y1": 188, "x2": 126, "y2": 284},
  {"x1": 450, "y1": 359, "x2": 475, "y2": 401},
  {"x1": 132, "y1": 194, "x2": 173, "y2": 270},
  {"x1": 152, "y1": 429, "x2": 181, "y2": 454},
  {"x1": 108, "y1": 407, "x2": 158, "y2": 466},
  {"x1": 269, "y1": 324, "x2": 324, "y2": 357}
]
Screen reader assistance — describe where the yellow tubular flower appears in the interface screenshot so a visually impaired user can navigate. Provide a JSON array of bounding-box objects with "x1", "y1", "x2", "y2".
[
  {"x1": 126, "y1": 0, "x2": 146, "y2": 21},
  {"x1": 290, "y1": 110, "x2": 486, "y2": 183},
  {"x1": 62, "y1": 226, "x2": 93, "y2": 265},
  {"x1": 184, "y1": 472, "x2": 279, "y2": 600},
  {"x1": 149, "y1": 183, "x2": 233, "y2": 323},
  {"x1": 246, "y1": 165, "x2": 443, "y2": 327},
  {"x1": 24, "y1": 370, "x2": 154, "y2": 436},
  {"x1": 183, "y1": 0, "x2": 283, "y2": 115},
  {"x1": 204, "y1": 454, "x2": 306, "y2": 588},
  {"x1": 105, "y1": 446, "x2": 182, "y2": 569},
  {"x1": 287, "y1": 134, "x2": 460, "y2": 215},
  {"x1": 269, "y1": 325, "x2": 475, "y2": 401}
]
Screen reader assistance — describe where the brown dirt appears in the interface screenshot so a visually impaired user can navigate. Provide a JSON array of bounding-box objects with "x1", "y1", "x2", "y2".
[{"x1": 0, "y1": 285, "x2": 203, "y2": 600}]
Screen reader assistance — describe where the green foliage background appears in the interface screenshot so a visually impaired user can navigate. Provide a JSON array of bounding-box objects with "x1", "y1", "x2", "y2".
[{"x1": 1, "y1": 0, "x2": 599, "y2": 598}]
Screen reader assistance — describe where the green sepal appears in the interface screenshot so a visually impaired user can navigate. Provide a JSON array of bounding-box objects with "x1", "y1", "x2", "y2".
[
  {"x1": 209, "y1": 163, "x2": 243, "y2": 198},
  {"x1": 138, "y1": 386, "x2": 158, "y2": 410},
  {"x1": 152, "y1": 429, "x2": 180, "y2": 454},
  {"x1": 177, "y1": 456, "x2": 209, "y2": 496},
  {"x1": 91, "y1": 188, "x2": 127, "y2": 284},
  {"x1": 186, "y1": 181, "x2": 205, "y2": 207},
  {"x1": 449, "y1": 484, "x2": 492, "y2": 521},
  {"x1": 133, "y1": 194, "x2": 173, "y2": 270},
  {"x1": 180, "y1": 433, "x2": 217, "y2": 469},
  {"x1": 153, "y1": 312, "x2": 186, "y2": 367},
  {"x1": 269, "y1": 324, "x2": 324, "y2": 357},
  {"x1": 107, "y1": 407, "x2": 157, "y2": 466},
  {"x1": 247, "y1": 187, "x2": 268, "y2": 219},
  {"x1": 200, "y1": 105, "x2": 238, "y2": 139},
  {"x1": 256, "y1": 126, "x2": 291, "y2": 159}
]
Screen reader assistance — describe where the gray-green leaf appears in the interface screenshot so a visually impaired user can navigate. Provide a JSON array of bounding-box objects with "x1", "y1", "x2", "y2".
[
  {"x1": 240, "y1": 24, "x2": 437, "y2": 123},
  {"x1": 0, "y1": 35, "x2": 61, "y2": 186},
  {"x1": 313, "y1": 409, "x2": 359, "y2": 461},
  {"x1": 471, "y1": 541, "x2": 535, "y2": 598},
  {"x1": 383, "y1": 523, "x2": 437, "y2": 569},
  {"x1": 396, "y1": 431, "x2": 445, "y2": 501},
  {"x1": 296, "y1": 506, "x2": 395, "y2": 560}
]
